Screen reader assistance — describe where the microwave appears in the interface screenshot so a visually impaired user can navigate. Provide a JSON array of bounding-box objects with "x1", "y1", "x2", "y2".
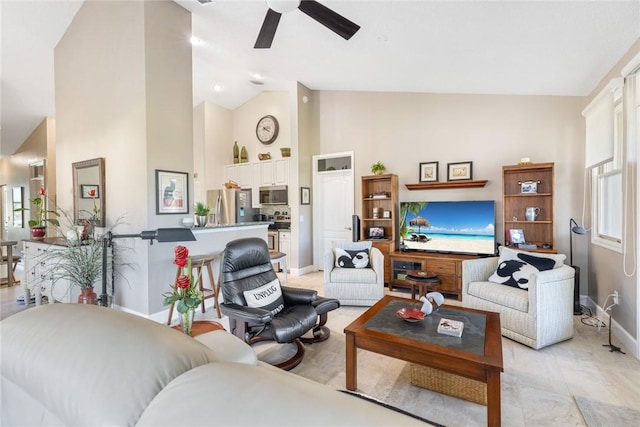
[{"x1": 259, "y1": 185, "x2": 288, "y2": 205}]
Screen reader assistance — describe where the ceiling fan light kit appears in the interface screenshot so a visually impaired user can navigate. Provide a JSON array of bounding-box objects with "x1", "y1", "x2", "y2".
[{"x1": 255, "y1": 0, "x2": 360, "y2": 49}]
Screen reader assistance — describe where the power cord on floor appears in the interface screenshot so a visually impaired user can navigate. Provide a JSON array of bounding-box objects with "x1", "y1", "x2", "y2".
[{"x1": 579, "y1": 305, "x2": 606, "y2": 328}]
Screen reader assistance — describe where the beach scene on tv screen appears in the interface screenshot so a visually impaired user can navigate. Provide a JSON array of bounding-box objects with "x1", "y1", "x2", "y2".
[{"x1": 400, "y1": 200, "x2": 495, "y2": 255}]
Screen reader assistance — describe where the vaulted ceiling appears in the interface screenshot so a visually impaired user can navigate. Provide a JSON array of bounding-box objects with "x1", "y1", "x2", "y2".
[{"x1": 2, "y1": 0, "x2": 639, "y2": 158}]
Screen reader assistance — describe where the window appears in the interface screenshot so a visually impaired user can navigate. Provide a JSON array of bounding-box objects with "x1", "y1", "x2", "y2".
[{"x1": 590, "y1": 92, "x2": 623, "y2": 252}]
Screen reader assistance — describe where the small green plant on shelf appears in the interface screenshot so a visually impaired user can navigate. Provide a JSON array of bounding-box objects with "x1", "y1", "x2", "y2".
[
  {"x1": 194, "y1": 202, "x2": 210, "y2": 216},
  {"x1": 371, "y1": 161, "x2": 386, "y2": 175}
]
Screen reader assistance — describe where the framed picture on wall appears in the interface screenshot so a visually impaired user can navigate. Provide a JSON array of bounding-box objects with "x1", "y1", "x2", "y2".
[
  {"x1": 447, "y1": 161, "x2": 473, "y2": 181},
  {"x1": 301, "y1": 187, "x2": 311, "y2": 205},
  {"x1": 156, "y1": 169, "x2": 189, "y2": 214},
  {"x1": 419, "y1": 162, "x2": 438, "y2": 182}
]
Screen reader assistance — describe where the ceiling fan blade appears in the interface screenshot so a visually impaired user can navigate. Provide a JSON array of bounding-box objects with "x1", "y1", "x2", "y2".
[
  {"x1": 255, "y1": 9, "x2": 282, "y2": 49},
  {"x1": 298, "y1": 0, "x2": 360, "y2": 40}
]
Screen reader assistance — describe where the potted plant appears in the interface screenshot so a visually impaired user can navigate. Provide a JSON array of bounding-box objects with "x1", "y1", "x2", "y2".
[
  {"x1": 371, "y1": 161, "x2": 387, "y2": 175},
  {"x1": 194, "y1": 202, "x2": 210, "y2": 227},
  {"x1": 14, "y1": 187, "x2": 60, "y2": 240},
  {"x1": 43, "y1": 212, "x2": 130, "y2": 305}
]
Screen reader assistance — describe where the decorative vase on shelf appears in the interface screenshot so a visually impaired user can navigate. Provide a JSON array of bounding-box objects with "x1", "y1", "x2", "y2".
[
  {"x1": 30, "y1": 226, "x2": 46, "y2": 240},
  {"x1": 179, "y1": 308, "x2": 195, "y2": 335},
  {"x1": 78, "y1": 287, "x2": 98, "y2": 305},
  {"x1": 196, "y1": 215, "x2": 208, "y2": 227},
  {"x1": 240, "y1": 146, "x2": 248, "y2": 163},
  {"x1": 233, "y1": 141, "x2": 239, "y2": 164}
]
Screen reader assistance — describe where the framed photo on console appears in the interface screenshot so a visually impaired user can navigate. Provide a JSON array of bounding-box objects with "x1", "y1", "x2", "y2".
[{"x1": 419, "y1": 162, "x2": 438, "y2": 182}]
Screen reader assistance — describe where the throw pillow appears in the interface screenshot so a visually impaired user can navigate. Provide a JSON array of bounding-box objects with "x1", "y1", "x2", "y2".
[
  {"x1": 243, "y1": 278, "x2": 284, "y2": 315},
  {"x1": 334, "y1": 248, "x2": 370, "y2": 269},
  {"x1": 488, "y1": 247, "x2": 566, "y2": 289}
]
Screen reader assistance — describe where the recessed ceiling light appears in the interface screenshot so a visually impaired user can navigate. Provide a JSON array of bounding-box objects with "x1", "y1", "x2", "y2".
[
  {"x1": 211, "y1": 84, "x2": 224, "y2": 92},
  {"x1": 251, "y1": 72, "x2": 264, "y2": 80},
  {"x1": 190, "y1": 36, "x2": 205, "y2": 46}
]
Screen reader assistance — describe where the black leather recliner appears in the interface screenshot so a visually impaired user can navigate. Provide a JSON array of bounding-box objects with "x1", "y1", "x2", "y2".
[{"x1": 219, "y1": 237, "x2": 326, "y2": 370}]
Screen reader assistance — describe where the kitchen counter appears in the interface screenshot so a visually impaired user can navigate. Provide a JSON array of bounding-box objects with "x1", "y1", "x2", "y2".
[{"x1": 191, "y1": 221, "x2": 271, "y2": 232}]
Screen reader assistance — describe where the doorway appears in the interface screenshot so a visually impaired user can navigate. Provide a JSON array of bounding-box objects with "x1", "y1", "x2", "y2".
[{"x1": 312, "y1": 152, "x2": 354, "y2": 270}]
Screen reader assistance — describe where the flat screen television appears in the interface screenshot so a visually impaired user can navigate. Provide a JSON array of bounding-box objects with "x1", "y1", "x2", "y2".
[{"x1": 399, "y1": 200, "x2": 496, "y2": 256}]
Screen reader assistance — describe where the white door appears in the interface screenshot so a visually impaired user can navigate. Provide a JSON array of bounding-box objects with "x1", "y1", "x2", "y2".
[{"x1": 313, "y1": 152, "x2": 354, "y2": 270}]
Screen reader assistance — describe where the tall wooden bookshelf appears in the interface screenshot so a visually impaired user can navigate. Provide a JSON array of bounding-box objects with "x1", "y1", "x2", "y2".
[
  {"x1": 503, "y1": 162, "x2": 555, "y2": 253},
  {"x1": 361, "y1": 174, "x2": 398, "y2": 283}
]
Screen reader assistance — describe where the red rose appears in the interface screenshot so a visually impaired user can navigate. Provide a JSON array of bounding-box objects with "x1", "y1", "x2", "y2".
[
  {"x1": 176, "y1": 275, "x2": 190, "y2": 289},
  {"x1": 88, "y1": 189, "x2": 96, "y2": 197},
  {"x1": 174, "y1": 257, "x2": 187, "y2": 268},
  {"x1": 38, "y1": 187, "x2": 47, "y2": 196},
  {"x1": 174, "y1": 245, "x2": 189, "y2": 260}
]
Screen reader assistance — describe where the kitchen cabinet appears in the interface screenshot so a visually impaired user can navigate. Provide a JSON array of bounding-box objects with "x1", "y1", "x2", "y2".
[
  {"x1": 225, "y1": 159, "x2": 290, "y2": 208},
  {"x1": 260, "y1": 159, "x2": 290, "y2": 186},
  {"x1": 278, "y1": 230, "x2": 291, "y2": 268},
  {"x1": 223, "y1": 163, "x2": 253, "y2": 189},
  {"x1": 22, "y1": 241, "x2": 78, "y2": 304}
]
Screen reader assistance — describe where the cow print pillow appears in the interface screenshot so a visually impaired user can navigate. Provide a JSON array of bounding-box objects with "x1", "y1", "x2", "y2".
[
  {"x1": 488, "y1": 247, "x2": 565, "y2": 289},
  {"x1": 335, "y1": 248, "x2": 370, "y2": 269}
]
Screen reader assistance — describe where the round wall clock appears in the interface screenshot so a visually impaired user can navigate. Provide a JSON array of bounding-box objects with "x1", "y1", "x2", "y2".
[{"x1": 256, "y1": 115, "x2": 279, "y2": 145}]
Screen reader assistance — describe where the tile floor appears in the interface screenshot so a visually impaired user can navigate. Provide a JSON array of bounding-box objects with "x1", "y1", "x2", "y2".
[{"x1": 2, "y1": 269, "x2": 639, "y2": 426}]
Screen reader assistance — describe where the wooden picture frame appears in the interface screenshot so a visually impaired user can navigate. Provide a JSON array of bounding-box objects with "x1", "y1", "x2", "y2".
[
  {"x1": 156, "y1": 170, "x2": 189, "y2": 214},
  {"x1": 419, "y1": 162, "x2": 438, "y2": 182},
  {"x1": 80, "y1": 184, "x2": 99, "y2": 199},
  {"x1": 447, "y1": 161, "x2": 473, "y2": 181},
  {"x1": 301, "y1": 187, "x2": 311, "y2": 205}
]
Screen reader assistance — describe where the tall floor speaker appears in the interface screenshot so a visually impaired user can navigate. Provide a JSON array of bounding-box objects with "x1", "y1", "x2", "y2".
[
  {"x1": 352, "y1": 215, "x2": 360, "y2": 242},
  {"x1": 572, "y1": 265, "x2": 581, "y2": 315}
]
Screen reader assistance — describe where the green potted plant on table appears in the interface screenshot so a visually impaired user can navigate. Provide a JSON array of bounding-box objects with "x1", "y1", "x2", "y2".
[
  {"x1": 14, "y1": 187, "x2": 60, "y2": 240},
  {"x1": 194, "y1": 202, "x2": 210, "y2": 227},
  {"x1": 371, "y1": 161, "x2": 387, "y2": 175}
]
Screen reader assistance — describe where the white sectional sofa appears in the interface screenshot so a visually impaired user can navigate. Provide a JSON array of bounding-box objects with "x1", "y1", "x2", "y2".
[{"x1": 1, "y1": 304, "x2": 425, "y2": 426}]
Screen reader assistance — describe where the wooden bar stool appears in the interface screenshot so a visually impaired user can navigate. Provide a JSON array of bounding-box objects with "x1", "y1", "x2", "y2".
[
  {"x1": 269, "y1": 250, "x2": 288, "y2": 286},
  {"x1": 1, "y1": 241, "x2": 20, "y2": 287},
  {"x1": 166, "y1": 254, "x2": 220, "y2": 325}
]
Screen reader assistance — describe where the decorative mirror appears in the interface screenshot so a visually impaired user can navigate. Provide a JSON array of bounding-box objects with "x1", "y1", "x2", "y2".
[{"x1": 73, "y1": 158, "x2": 105, "y2": 227}]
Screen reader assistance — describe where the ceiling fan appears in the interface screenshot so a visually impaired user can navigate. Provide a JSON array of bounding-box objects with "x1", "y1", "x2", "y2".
[{"x1": 253, "y1": 0, "x2": 361, "y2": 49}]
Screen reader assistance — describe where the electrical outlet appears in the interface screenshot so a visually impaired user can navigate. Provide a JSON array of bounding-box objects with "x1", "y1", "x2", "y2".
[{"x1": 613, "y1": 291, "x2": 620, "y2": 305}]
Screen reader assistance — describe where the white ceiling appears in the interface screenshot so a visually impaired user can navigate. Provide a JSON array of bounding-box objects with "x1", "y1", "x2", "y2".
[{"x1": 2, "y1": 0, "x2": 639, "y2": 158}]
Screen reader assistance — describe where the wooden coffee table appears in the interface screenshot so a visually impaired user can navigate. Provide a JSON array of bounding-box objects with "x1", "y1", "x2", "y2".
[{"x1": 344, "y1": 295, "x2": 503, "y2": 427}]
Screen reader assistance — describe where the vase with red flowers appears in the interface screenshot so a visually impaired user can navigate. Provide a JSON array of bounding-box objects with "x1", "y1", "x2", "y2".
[
  {"x1": 14, "y1": 187, "x2": 60, "y2": 240},
  {"x1": 162, "y1": 245, "x2": 203, "y2": 335}
]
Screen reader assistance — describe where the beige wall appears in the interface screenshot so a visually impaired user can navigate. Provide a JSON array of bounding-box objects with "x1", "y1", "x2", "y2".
[
  {"x1": 55, "y1": 0, "x2": 193, "y2": 315},
  {"x1": 583, "y1": 38, "x2": 640, "y2": 340},
  {"x1": 316, "y1": 91, "x2": 585, "y2": 257}
]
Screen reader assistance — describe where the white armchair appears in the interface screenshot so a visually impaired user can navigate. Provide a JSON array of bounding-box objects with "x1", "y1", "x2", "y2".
[
  {"x1": 323, "y1": 241, "x2": 384, "y2": 306},
  {"x1": 462, "y1": 256, "x2": 575, "y2": 350}
]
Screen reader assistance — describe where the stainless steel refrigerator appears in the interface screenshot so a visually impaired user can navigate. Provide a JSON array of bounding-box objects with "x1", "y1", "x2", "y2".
[{"x1": 207, "y1": 188, "x2": 256, "y2": 225}]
